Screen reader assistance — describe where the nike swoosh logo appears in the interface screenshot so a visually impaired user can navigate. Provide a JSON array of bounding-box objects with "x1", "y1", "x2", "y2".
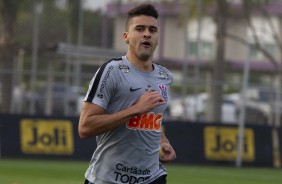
[{"x1": 130, "y1": 87, "x2": 142, "y2": 92}]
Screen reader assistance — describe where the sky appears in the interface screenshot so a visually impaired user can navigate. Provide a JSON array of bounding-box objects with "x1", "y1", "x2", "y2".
[
  {"x1": 83, "y1": 0, "x2": 112, "y2": 10},
  {"x1": 83, "y1": 0, "x2": 161, "y2": 10}
]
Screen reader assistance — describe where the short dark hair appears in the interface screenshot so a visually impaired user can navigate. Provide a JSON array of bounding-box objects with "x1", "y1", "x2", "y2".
[{"x1": 125, "y1": 4, "x2": 159, "y2": 30}]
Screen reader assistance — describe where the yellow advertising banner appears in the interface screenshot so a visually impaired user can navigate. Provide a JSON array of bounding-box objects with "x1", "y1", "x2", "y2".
[
  {"x1": 204, "y1": 126, "x2": 255, "y2": 162},
  {"x1": 20, "y1": 119, "x2": 74, "y2": 155}
]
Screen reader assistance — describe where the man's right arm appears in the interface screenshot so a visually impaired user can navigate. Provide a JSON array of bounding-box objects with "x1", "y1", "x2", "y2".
[
  {"x1": 78, "y1": 89, "x2": 166, "y2": 139},
  {"x1": 78, "y1": 102, "x2": 139, "y2": 139}
]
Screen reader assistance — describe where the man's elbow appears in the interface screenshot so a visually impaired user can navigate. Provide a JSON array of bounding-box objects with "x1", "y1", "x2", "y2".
[
  {"x1": 78, "y1": 126, "x2": 90, "y2": 140},
  {"x1": 78, "y1": 125, "x2": 101, "y2": 139}
]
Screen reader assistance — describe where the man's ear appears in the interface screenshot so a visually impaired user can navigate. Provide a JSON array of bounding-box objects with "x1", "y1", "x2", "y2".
[{"x1": 123, "y1": 32, "x2": 129, "y2": 44}]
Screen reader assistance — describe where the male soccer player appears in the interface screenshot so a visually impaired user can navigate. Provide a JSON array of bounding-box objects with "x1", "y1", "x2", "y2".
[{"x1": 79, "y1": 4, "x2": 176, "y2": 184}]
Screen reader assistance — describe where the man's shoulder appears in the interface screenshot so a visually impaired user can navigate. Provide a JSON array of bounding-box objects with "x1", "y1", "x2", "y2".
[
  {"x1": 153, "y1": 63, "x2": 173, "y2": 81},
  {"x1": 153, "y1": 62, "x2": 169, "y2": 70},
  {"x1": 98, "y1": 57, "x2": 131, "y2": 76},
  {"x1": 154, "y1": 63, "x2": 172, "y2": 74},
  {"x1": 102, "y1": 57, "x2": 124, "y2": 67},
  {"x1": 98, "y1": 57, "x2": 125, "y2": 71}
]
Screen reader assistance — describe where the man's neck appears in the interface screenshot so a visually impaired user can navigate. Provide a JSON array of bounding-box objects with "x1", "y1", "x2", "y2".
[{"x1": 126, "y1": 53, "x2": 153, "y2": 72}]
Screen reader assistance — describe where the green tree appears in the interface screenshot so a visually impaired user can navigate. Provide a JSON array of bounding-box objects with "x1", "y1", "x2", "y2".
[
  {"x1": 68, "y1": 0, "x2": 81, "y2": 44},
  {"x1": 207, "y1": 0, "x2": 228, "y2": 122},
  {"x1": 0, "y1": 0, "x2": 21, "y2": 112}
]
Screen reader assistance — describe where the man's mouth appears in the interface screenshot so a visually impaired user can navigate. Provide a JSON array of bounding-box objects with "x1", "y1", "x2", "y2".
[{"x1": 141, "y1": 41, "x2": 152, "y2": 48}]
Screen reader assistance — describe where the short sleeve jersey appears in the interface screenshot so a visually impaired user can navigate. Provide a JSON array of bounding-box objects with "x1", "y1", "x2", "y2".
[{"x1": 84, "y1": 56, "x2": 173, "y2": 184}]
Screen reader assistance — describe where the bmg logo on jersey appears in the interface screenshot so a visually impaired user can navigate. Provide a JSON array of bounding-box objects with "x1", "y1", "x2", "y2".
[
  {"x1": 127, "y1": 113, "x2": 162, "y2": 132},
  {"x1": 204, "y1": 126, "x2": 255, "y2": 162},
  {"x1": 20, "y1": 119, "x2": 74, "y2": 155}
]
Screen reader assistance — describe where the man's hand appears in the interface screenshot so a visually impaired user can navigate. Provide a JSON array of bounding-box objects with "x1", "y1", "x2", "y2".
[
  {"x1": 133, "y1": 89, "x2": 166, "y2": 114},
  {"x1": 159, "y1": 142, "x2": 176, "y2": 163}
]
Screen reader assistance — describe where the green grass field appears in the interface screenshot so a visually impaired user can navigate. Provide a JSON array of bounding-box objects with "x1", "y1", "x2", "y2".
[{"x1": 0, "y1": 159, "x2": 281, "y2": 184}]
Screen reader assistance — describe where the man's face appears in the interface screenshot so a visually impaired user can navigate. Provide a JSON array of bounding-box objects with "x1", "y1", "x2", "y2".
[{"x1": 124, "y1": 15, "x2": 159, "y2": 61}]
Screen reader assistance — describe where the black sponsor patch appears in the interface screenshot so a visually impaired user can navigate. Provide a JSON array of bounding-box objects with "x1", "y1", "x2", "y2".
[{"x1": 119, "y1": 64, "x2": 130, "y2": 73}]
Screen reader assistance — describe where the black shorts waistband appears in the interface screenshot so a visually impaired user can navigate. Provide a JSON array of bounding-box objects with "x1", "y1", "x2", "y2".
[{"x1": 84, "y1": 175, "x2": 166, "y2": 184}]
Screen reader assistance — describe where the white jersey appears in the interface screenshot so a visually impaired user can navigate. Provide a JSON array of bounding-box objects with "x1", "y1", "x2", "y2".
[{"x1": 84, "y1": 56, "x2": 173, "y2": 184}]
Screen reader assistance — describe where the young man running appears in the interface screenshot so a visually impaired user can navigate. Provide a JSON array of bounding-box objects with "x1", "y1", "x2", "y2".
[{"x1": 79, "y1": 4, "x2": 176, "y2": 184}]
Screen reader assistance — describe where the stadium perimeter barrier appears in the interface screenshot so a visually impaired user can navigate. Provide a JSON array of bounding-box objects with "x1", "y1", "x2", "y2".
[{"x1": 0, "y1": 113, "x2": 280, "y2": 167}]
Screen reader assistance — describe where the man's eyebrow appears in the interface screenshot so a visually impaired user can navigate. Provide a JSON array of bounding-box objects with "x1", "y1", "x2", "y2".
[
  {"x1": 135, "y1": 25, "x2": 158, "y2": 29},
  {"x1": 150, "y1": 26, "x2": 158, "y2": 30}
]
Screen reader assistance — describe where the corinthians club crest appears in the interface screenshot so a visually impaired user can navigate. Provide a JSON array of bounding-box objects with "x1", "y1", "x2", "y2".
[{"x1": 158, "y1": 83, "x2": 168, "y2": 101}]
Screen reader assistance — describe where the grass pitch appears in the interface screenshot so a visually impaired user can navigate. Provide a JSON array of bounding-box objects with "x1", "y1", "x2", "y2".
[{"x1": 0, "y1": 159, "x2": 281, "y2": 184}]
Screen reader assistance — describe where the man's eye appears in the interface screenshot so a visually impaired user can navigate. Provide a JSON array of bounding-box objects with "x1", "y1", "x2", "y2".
[
  {"x1": 136, "y1": 27, "x2": 143, "y2": 31},
  {"x1": 150, "y1": 29, "x2": 157, "y2": 33}
]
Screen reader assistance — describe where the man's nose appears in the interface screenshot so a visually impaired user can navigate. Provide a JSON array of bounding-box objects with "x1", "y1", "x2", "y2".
[
  {"x1": 143, "y1": 28, "x2": 152, "y2": 38},
  {"x1": 143, "y1": 31, "x2": 151, "y2": 38}
]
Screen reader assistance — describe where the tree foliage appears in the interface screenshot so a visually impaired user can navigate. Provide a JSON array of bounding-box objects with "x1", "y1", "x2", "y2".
[{"x1": 0, "y1": 0, "x2": 110, "y2": 112}]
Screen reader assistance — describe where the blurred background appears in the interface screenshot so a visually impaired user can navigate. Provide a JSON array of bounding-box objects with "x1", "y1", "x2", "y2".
[
  {"x1": 1, "y1": 0, "x2": 282, "y2": 125},
  {"x1": 0, "y1": 0, "x2": 281, "y2": 170}
]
